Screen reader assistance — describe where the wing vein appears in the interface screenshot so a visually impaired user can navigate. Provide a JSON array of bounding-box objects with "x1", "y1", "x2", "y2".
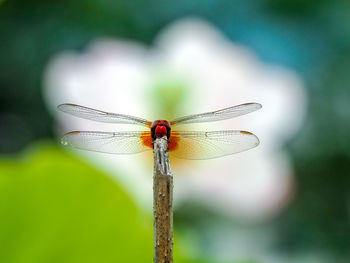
[
  {"x1": 61, "y1": 131, "x2": 152, "y2": 154},
  {"x1": 169, "y1": 130, "x2": 259, "y2": 160},
  {"x1": 171, "y1": 103, "x2": 262, "y2": 126},
  {"x1": 58, "y1": 104, "x2": 151, "y2": 127}
]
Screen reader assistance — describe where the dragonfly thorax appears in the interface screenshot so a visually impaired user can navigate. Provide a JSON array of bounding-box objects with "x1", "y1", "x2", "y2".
[{"x1": 151, "y1": 120, "x2": 171, "y2": 140}]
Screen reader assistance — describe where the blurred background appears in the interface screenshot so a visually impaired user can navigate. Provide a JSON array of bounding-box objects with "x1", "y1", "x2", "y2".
[{"x1": 1, "y1": 0, "x2": 350, "y2": 262}]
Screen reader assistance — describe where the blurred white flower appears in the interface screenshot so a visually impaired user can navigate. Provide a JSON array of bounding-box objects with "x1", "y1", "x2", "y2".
[{"x1": 43, "y1": 18, "x2": 307, "y2": 221}]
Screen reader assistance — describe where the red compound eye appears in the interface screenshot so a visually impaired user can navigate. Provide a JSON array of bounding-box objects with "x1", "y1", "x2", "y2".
[{"x1": 155, "y1": 125, "x2": 167, "y2": 138}]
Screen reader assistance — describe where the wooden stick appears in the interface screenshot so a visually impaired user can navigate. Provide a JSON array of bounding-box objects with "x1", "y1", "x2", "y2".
[{"x1": 153, "y1": 136, "x2": 173, "y2": 263}]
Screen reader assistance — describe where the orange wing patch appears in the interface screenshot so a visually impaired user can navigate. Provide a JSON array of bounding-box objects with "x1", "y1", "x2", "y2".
[
  {"x1": 141, "y1": 131, "x2": 153, "y2": 149},
  {"x1": 141, "y1": 131, "x2": 181, "y2": 151},
  {"x1": 168, "y1": 132, "x2": 180, "y2": 152}
]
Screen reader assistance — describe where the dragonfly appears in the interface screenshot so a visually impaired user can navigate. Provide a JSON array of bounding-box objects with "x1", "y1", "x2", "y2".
[{"x1": 58, "y1": 102, "x2": 262, "y2": 160}]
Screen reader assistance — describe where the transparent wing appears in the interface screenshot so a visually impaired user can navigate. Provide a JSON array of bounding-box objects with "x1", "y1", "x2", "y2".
[
  {"x1": 169, "y1": 130, "x2": 259, "y2": 160},
  {"x1": 171, "y1": 103, "x2": 262, "y2": 126},
  {"x1": 61, "y1": 131, "x2": 153, "y2": 154},
  {"x1": 58, "y1": 104, "x2": 152, "y2": 127}
]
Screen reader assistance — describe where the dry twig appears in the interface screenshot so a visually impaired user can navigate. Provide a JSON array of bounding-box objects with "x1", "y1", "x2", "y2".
[{"x1": 153, "y1": 136, "x2": 173, "y2": 263}]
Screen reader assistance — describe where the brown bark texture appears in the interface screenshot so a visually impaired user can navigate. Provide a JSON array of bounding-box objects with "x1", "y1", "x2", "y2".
[{"x1": 153, "y1": 137, "x2": 173, "y2": 263}]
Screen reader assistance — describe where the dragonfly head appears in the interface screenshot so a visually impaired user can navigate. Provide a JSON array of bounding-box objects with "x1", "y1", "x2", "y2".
[{"x1": 151, "y1": 120, "x2": 171, "y2": 140}]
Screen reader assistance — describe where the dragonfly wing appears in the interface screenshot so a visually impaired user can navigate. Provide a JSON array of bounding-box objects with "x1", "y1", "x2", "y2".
[
  {"x1": 171, "y1": 103, "x2": 262, "y2": 126},
  {"x1": 61, "y1": 131, "x2": 153, "y2": 154},
  {"x1": 58, "y1": 104, "x2": 152, "y2": 127},
  {"x1": 169, "y1": 130, "x2": 259, "y2": 160}
]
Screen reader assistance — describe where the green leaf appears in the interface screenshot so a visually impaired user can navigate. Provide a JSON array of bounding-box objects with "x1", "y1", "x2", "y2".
[{"x1": 0, "y1": 142, "x2": 153, "y2": 263}]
